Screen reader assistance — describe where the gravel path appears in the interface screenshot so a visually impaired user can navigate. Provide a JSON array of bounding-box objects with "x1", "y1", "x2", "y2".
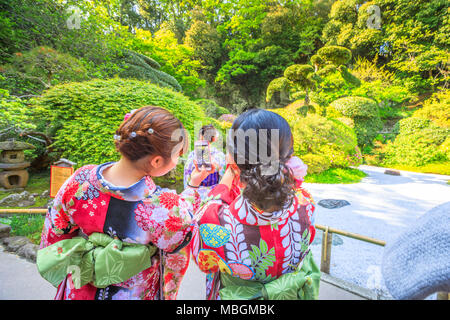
[{"x1": 305, "y1": 165, "x2": 450, "y2": 296}]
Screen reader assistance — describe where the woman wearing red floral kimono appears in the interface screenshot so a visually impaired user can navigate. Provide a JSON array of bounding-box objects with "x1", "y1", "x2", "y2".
[
  {"x1": 38, "y1": 106, "x2": 214, "y2": 300},
  {"x1": 190, "y1": 109, "x2": 317, "y2": 300}
]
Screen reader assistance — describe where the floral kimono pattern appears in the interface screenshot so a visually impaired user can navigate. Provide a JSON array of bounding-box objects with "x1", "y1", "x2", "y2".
[
  {"x1": 191, "y1": 181, "x2": 316, "y2": 300},
  {"x1": 183, "y1": 145, "x2": 226, "y2": 200},
  {"x1": 40, "y1": 162, "x2": 200, "y2": 300}
]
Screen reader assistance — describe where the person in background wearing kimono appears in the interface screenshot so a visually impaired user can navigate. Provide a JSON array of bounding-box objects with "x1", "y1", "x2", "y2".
[
  {"x1": 183, "y1": 124, "x2": 226, "y2": 201},
  {"x1": 190, "y1": 108, "x2": 318, "y2": 300},
  {"x1": 37, "y1": 106, "x2": 215, "y2": 300}
]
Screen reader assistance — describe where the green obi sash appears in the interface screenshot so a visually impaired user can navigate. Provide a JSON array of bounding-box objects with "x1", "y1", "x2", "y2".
[
  {"x1": 219, "y1": 251, "x2": 321, "y2": 300},
  {"x1": 36, "y1": 232, "x2": 157, "y2": 289}
]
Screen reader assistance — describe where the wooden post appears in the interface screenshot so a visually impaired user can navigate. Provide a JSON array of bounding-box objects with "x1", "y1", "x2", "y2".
[{"x1": 320, "y1": 227, "x2": 333, "y2": 274}]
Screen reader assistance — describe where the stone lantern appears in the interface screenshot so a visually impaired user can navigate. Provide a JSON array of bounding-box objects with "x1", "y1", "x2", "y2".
[{"x1": 0, "y1": 140, "x2": 35, "y2": 189}]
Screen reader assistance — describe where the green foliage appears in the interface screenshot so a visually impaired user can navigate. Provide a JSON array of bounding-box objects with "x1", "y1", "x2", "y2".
[
  {"x1": 266, "y1": 77, "x2": 290, "y2": 102},
  {"x1": 129, "y1": 28, "x2": 205, "y2": 97},
  {"x1": 310, "y1": 55, "x2": 324, "y2": 70},
  {"x1": 119, "y1": 50, "x2": 181, "y2": 91},
  {"x1": 184, "y1": 18, "x2": 222, "y2": 71},
  {"x1": 270, "y1": 106, "x2": 361, "y2": 173},
  {"x1": 383, "y1": 117, "x2": 449, "y2": 167},
  {"x1": 0, "y1": 86, "x2": 36, "y2": 132},
  {"x1": 31, "y1": 78, "x2": 213, "y2": 167},
  {"x1": 195, "y1": 99, "x2": 230, "y2": 119},
  {"x1": 0, "y1": 46, "x2": 88, "y2": 95},
  {"x1": 322, "y1": 0, "x2": 449, "y2": 93},
  {"x1": 413, "y1": 90, "x2": 450, "y2": 128},
  {"x1": 304, "y1": 167, "x2": 367, "y2": 184},
  {"x1": 7, "y1": 215, "x2": 45, "y2": 244}
]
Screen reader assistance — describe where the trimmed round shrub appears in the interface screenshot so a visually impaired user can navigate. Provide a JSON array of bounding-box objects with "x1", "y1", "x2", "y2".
[
  {"x1": 266, "y1": 77, "x2": 290, "y2": 102},
  {"x1": 283, "y1": 64, "x2": 314, "y2": 83},
  {"x1": 317, "y1": 46, "x2": 352, "y2": 66},
  {"x1": 31, "y1": 78, "x2": 214, "y2": 167},
  {"x1": 328, "y1": 96, "x2": 379, "y2": 118},
  {"x1": 302, "y1": 154, "x2": 331, "y2": 175},
  {"x1": 316, "y1": 65, "x2": 337, "y2": 77},
  {"x1": 394, "y1": 117, "x2": 432, "y2": 135},
  {"x1": 328, "y1": 96, "x2": 382, "y2": 147}
]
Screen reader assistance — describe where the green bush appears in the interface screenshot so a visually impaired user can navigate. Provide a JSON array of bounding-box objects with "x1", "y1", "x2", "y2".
[
  {"x1": 383, "y1": 117, "x2": 449, "y2": 167},
  {"x1": 328, "y1": 96, "x2": 383, "y2": 147},
  {"x1": 195, "y1": 99, "x2": 230, "y2": 119},
  {"x1": 275, "y1": 112, "x2": 361, "y2": 173},
  {"x1": 31, "y1": 78, "x2": 215, "y2": 167},
  {"x1": 413, "y1": 90, "x2": 450, "y2": 128},
  {"x1": 0, "y1": 46, "x2": 88, "y2": 96},
  {"x1": 302, "y1": 154, "x2": 331, "y2": 175}
]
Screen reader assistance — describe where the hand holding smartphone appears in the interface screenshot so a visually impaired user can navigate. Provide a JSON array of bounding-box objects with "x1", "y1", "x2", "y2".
[{"x1": 194, "y1": 140, "x2": 212, "y2": 171}]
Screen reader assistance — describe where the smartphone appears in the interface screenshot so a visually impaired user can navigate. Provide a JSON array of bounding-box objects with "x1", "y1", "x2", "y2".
[{"x1": 194, "y1": 140, "x2": 212, "y2": 171}]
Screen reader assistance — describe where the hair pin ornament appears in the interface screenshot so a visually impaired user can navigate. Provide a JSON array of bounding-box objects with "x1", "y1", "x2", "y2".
[
  {"x1": 130, "y1": 132, "x2": 137, "y2": 138},
  {"x1": 113, "y1": 134, "x2": 121, "y2": 141},
  {"x1": 148, "y1": 128, "x2": 154, "y2": 134}
]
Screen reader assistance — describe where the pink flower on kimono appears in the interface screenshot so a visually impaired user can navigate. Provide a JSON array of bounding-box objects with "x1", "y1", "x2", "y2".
[
  {"x1": 165, "y1": 253, "x2": 187, "y2": 272},
  {"x1": 134, "y1": 203, "x2": 153, "y2": 231},
  {"x1": 165, "y1": 279, "x2": 177, "y2": 292}
]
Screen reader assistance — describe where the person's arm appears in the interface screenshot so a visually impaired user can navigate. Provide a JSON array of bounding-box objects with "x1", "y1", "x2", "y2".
[{"x1": 183, "y1": 152, "x2": 195, "y2": 189}]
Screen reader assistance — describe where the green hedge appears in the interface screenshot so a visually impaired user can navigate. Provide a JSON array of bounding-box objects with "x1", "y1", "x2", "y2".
[{"x1": 31, "y1": 78, "x2": 215, "y2": 167}]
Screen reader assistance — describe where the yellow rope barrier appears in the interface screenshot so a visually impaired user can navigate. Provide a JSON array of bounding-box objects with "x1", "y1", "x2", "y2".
[{"x1": 0, "y1": 208, "x2": 47, "y2": 214}]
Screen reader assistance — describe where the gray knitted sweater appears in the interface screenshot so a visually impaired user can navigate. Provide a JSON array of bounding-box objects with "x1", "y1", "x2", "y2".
[{"x1": 382, "y1": 201, "x2": 450, "y2": 300}]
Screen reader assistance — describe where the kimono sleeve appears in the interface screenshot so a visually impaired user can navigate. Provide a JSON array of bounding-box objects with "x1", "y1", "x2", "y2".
[
  {"x1": 145, "y1": 187, "x2": 200, "y2": 253},
  {"x1": 190, "y1": 184, "x2": 238, "y2": 274},
  {"x1": 39, "y1": 170, "x2": 81, "y2": 249}
]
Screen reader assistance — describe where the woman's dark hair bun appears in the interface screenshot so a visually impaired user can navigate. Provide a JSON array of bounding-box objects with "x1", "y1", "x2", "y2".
[{"x1": 229, "y1": 108, "x2": 296, "y2": 212}]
